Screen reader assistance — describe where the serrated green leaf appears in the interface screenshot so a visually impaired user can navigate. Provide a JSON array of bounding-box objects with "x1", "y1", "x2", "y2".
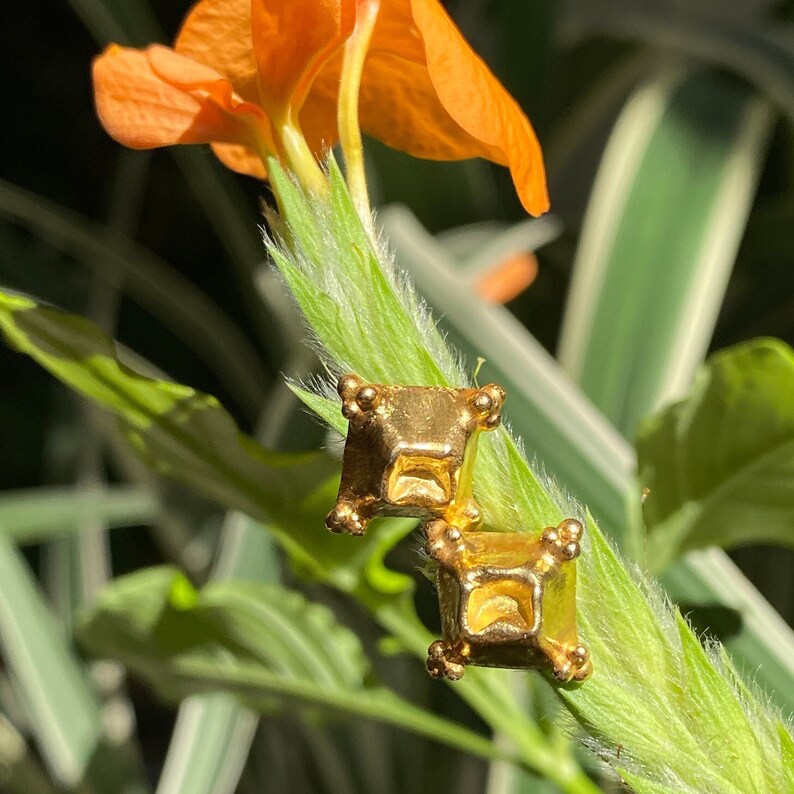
[
  {"x1": 78, "y1": 567, "x2": 510, "y2": 766},
  {"x1": 638, "y1": 339, "x2": 794, "y2": 571}
]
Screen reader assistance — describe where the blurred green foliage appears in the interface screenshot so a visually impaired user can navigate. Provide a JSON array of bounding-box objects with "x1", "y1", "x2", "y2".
[{"x1": 1, "y1": 0, "x2": 794, "y2": 792}]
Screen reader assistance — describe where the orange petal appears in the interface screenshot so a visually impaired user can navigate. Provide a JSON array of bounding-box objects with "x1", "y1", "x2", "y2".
[
  {"x1": 475, "y1": 251, "x2": 539, "y2": 304},
  {"x1": 176, "y1": 0, "x2": 339, "y2": 156},
  {"x1": 250, "y1": 0, "x2": 355, "y2": 119},
  {"x1": 175, "y1": 0, "x2": 260, "y2": 104},
  {"x1": 410, "y1": 0, "x2": 548, "y2": 216},
  {"x1": 93, "y1": 44, "x2": 270, "y2": 153},
  {"x1": 352, "y1": 0, "x2": 549, "y2": 216},
  {"x1": 210, "y1": 142, "x2": 268, "y2": 179}
]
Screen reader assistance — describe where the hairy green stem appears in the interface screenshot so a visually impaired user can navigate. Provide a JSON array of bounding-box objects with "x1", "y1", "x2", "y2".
[{"x1": 367, "y1": 597, "x2": 600, "y2": 794}]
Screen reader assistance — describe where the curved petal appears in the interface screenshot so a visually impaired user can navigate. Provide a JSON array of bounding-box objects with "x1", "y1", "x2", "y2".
[
  {"x1": 175, "y1": 0, "x2": 259, "y2": 103},
  {"x1": 250, "y1": 0, "x2": 355, "y2": 119},
  {"x1": 410, "y1": 0, "x2": 548, "y2": 216},
  {"x1": 177, "y1": 0, "x2": 342, "y2": 153},
  {"x1": 93, "y1": 44, "x2": 272, "y2": 155},
  {"x1": 476, "y1": 252, "x2": 539, "y2": 304},
  {"x1": 351, "y1": 0, "x2": 549, "y2": 216},
  {"x1": 210, "y1": 142, "x2": 268, "y2": 178}
]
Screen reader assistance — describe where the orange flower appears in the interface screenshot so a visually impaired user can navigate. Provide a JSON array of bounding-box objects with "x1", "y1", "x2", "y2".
[{"x1": 93, "y1": 0, "x2": 549, "y2": 216}]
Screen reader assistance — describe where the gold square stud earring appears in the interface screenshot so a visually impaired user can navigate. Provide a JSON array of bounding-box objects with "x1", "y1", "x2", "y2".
[
  {"x1": 325, "y1": 374, "x2": 505, "y2": 535},
  {"x1": 323, "y1": 374, "x2": 591, "y2": 683},
  {"x1": 424, "y1": 517, "x2": 591, "y2": 682}
]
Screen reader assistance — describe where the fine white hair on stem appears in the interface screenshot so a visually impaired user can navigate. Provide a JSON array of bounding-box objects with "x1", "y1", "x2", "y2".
[{"x1": 264, "y1": 156, "x2": 794, "y2": 793}]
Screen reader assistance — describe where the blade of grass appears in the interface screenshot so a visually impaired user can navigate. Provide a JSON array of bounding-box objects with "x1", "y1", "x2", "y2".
[
  {"x1": 557, "y1": 69, "x2": 773, "y2": 439},
  {"x1": 156, "y1": 513, "x2": 280, "y2": 794},
  {"x1": 0, "y1": 486, "x2": 158, "y2": 545},
  {"x1": 0, "y1": 536, "x2": 101, "y2": 787}
]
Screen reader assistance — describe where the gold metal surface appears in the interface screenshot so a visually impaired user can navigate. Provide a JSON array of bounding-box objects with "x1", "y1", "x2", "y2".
[
  {"x1": 424, "y1": 518, "x2": 592, "y2": 682},
  {"x1": 324, "y1": 374, "x2": 590, "y2": 684},
  {"x1": 326, "y1": 374, "x2": 504, "y2": 535}
]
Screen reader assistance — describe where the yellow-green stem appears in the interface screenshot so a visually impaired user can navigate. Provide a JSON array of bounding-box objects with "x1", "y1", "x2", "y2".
[
  {"x1": 276, "y1": 120, "x2": 328, "y2": 197},
  {"x1": 338, "y1": 0, "x2": 380, "y2": 232}
]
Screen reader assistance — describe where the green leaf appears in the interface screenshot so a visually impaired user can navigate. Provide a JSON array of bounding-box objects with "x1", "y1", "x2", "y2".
[
  {"x1": 78, "y1": 567, "x2": 511, "y2": 766},
  {"x1": 267, "y1": 160, "x2": 561, "y2": 535},
  {"x1": 0, "y1": 179, "x2": 267, "y2": 420},
  {"x1": 378, "y1": 200, "x2": 794, "y2": 716},
  {"x1": 638, "y1": 338, "x2": 794, "y2": 571},
  {"x1": 267, "y1": 162, "x2": 604, "y2": 794},
  {"x1": 0, "y1": 486, "x2": 158, "y2": 545},
  {"x1": 0, "y1": 289, "x2": 416, "y2": 606},
  {"x1": 267, "y1": 162, "x2": 459, "y2": 389},
  {"x1": 557, "y1": 70, "x2": 772, "y2": 440},
  {"x1": 268, "y1": 160, "x2": 794, "y2": 792},
  {"x1": 558, "y1": 517, "x2": 792, "y2": 794},
  {"x1": 0, "y1": 537, "x2": 102, "y2": 787}
]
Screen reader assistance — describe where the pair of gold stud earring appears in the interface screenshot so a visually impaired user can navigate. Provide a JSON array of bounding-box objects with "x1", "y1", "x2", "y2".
[{"x1": 325, "y1": 374, "x2": 591, "y2": 683}]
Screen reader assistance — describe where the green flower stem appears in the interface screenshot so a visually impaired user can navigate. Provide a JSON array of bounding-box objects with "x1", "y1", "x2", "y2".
[
  {"x1": 264, "y1": 160, "x2": 794, "y2": 792},
  {"x1": 274, "y1": 120, "x2": 328, "y2": 198},
  {"x1": 366, "y1": 595, "x2": 601, "y2": 794},
  {"x1": 338, "y1": 0, "x2": 380, "y2": 231},
  {"x1": 160, "y1": 658, "x2": 516, "y2": 768}
]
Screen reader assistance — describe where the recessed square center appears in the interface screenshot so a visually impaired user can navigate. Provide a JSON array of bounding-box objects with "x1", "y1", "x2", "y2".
[
  {"x1": 385, "y1": 455, "x2": 453, "y2": 507},
  {"x1": 466, "y1": 581, "x2": 534, "y2": 636}
]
